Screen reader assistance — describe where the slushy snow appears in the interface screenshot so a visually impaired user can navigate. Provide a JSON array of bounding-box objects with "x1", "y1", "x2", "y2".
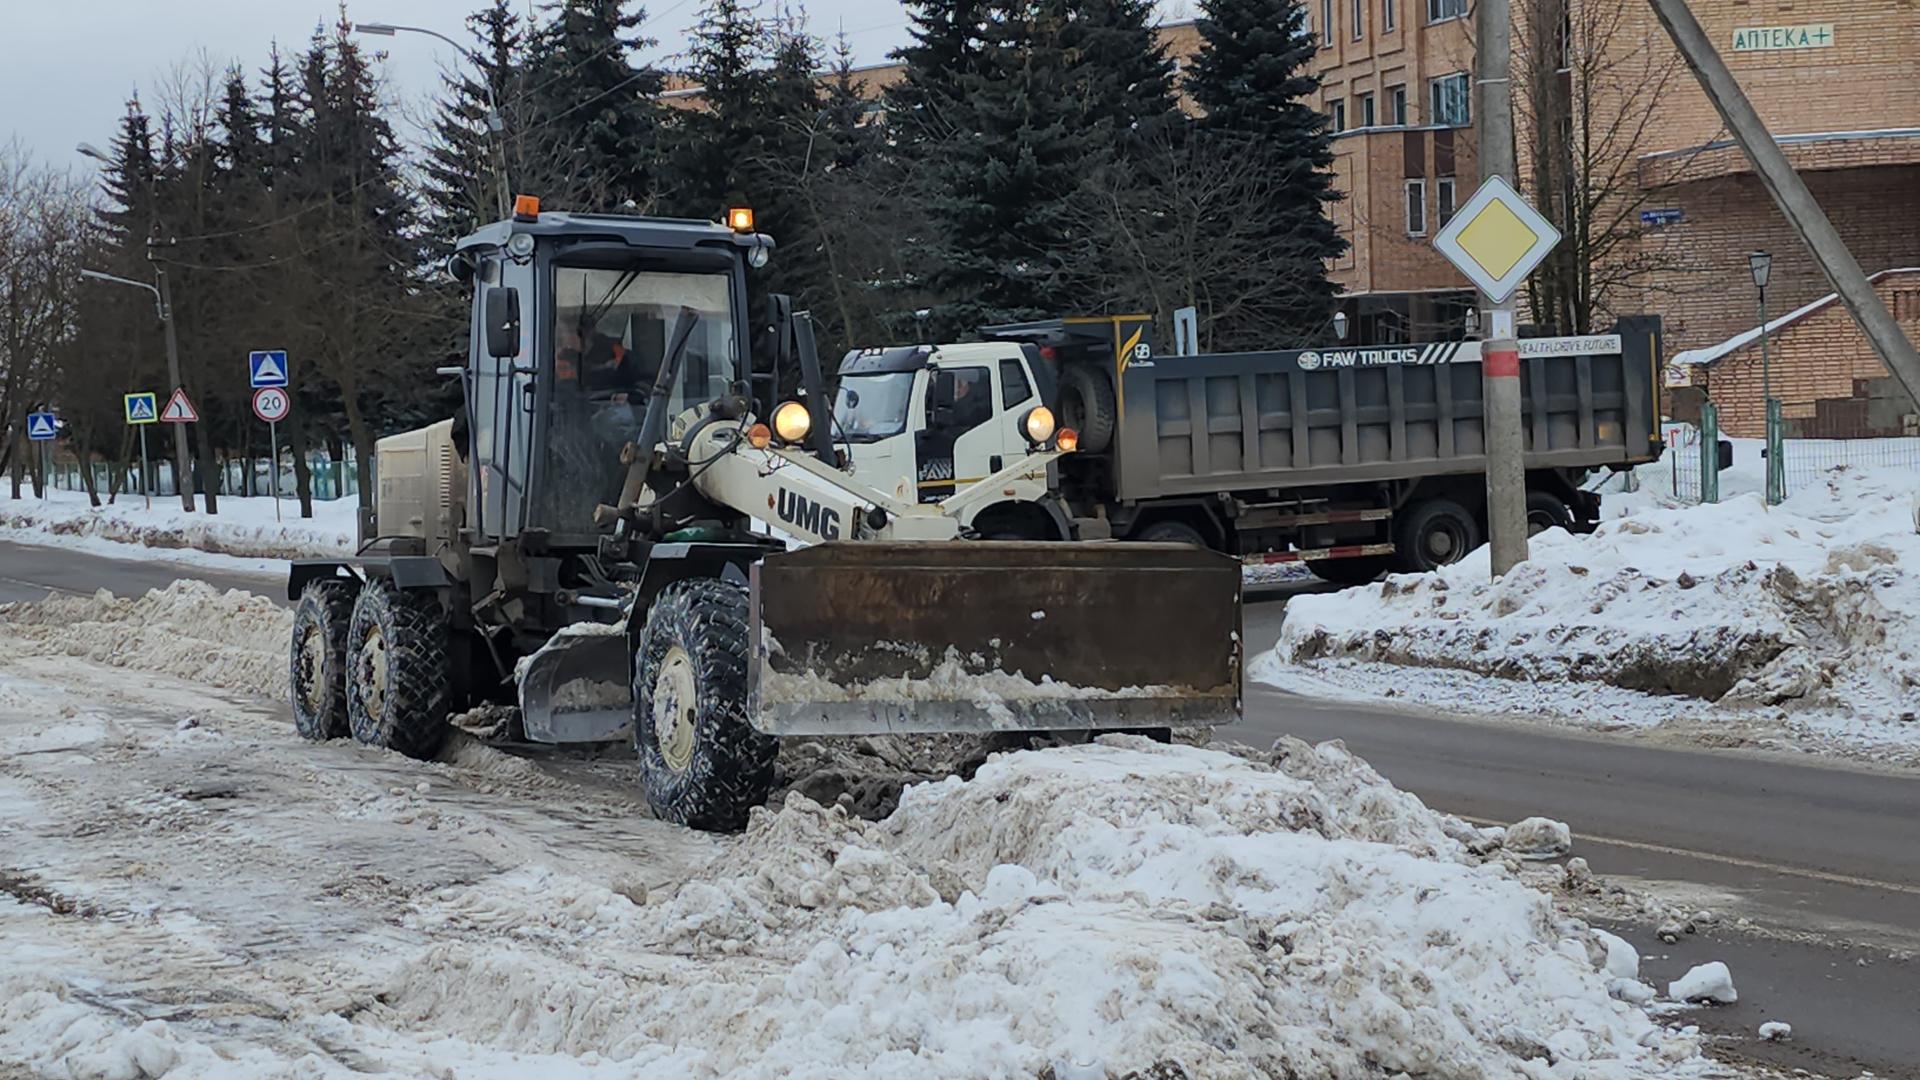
[{"x1": 1669, "y1": 960, "x2": 1739, "y2": 1004}]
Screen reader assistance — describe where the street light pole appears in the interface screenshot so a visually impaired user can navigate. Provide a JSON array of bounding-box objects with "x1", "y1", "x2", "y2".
[
  {"x1": 79, "y1": 268, "x2": 195, "y2": 512},
  {"x1": 353, "y1": 22, "x2": 511, "y2": 220},
  {"x1": 1475, "y1": 0, "x2": 1528, "y2": 576},
  {"x1": 1748, "y1": 250, "x2": 1781, "y2": 504}
]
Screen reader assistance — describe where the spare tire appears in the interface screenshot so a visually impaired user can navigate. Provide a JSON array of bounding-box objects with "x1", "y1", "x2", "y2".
[{"x1": 1058, "y1": 364, "x2": 1117, "y2": 454}]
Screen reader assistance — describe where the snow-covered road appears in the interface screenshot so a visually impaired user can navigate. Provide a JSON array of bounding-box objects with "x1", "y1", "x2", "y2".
[{"x1": 0, "y1": 579, "x2": 1745, "y2": 1078}]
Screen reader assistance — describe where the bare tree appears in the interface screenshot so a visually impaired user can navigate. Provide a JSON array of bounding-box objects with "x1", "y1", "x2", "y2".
[
  {"x1": 1515, "y1": 0, "x2": 1718, "y2": 333},
  {"x1": 0, "y1": 144, "x2": 89, "y2": 499},
  {"x1": 1064, "y1": 130, "x2": 1338, "y2": 353}
]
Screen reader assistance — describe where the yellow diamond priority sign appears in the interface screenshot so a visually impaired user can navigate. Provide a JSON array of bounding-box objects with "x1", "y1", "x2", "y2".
[{"x1": 1432, "y1": 175, "x2": 1562, "y2": 303}]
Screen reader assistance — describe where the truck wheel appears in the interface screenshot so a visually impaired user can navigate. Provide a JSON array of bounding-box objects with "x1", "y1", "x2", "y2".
[
  {"x1": 1059, "y1": 365, "x2": 1117, "y2": 454},
  {"x1": 346, "y1": 579, "x2": 451, "y2": 760},
  {"x1": 290, "y1": 579, "x2": 355, "y2": 741},
  {"x1": 1395, "y1": 499, "x2": 1481, "y2": 573},
  {"x1": 1135, "y1": 520, "x2": 1209, "y2": 548},
  {"x1": 1526, "y1": 491, "x2": 1574, "y2": 536},
  {"x1": 633, "y1": 579, "x2": 778, "y2": 832}
]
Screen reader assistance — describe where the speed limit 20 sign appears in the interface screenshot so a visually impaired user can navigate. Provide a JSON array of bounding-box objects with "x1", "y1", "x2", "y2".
[{"x1": 252, "y1": 386, "x2": 292, "y2": 423}]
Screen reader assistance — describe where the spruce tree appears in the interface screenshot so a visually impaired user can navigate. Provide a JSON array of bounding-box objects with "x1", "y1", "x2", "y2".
[
  {"x1": 884, "y1": 0, "x2": 987, "y2": 157},
  {"x1": 820, "y1": 32, "x2": 877, "y2": 170},
  {"x1": 522, "y1": 0, "x2": 665, "y2": 212},
  {"x1": 1058, "y1": 0, "x2": 1181, "y2": 143},
  {"x1": 1187, "y1": 0, "x2": 1344, "y2": 344},
  {"x1": 664, "y1": 0, "x2": 769, "y2": 218}
]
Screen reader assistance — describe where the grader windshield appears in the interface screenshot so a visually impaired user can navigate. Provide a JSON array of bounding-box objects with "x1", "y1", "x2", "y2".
[{"x1": 539, "y1": 266, "x2": 739, "y2": 534}]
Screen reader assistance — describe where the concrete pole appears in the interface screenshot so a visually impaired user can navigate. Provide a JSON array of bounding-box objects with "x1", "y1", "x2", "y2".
[
  {"x1": 1476, "y1": 0, "x2": 1529, "y2": 576},
  {"x1": 1645, "y1": 0, "x2": 1920, "y2": 406},
  {"x1": 155, "y1": 269, "x2": 196, "y2": 512}
]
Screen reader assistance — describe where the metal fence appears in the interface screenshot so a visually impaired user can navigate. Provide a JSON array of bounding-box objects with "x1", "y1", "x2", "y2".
[
  {"x1": 1664, "y1": 431, "x2": 1919, "y2": 505},
  {"x1": 1779, "y1": 437, "x2": 1920, "y2": 494},
  {"x1": 43, "y1": 454, "x2": 363, "y2": 502}
]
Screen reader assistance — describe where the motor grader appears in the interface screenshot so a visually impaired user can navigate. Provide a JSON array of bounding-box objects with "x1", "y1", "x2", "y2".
[{"x1": 286, "y1": 199, "x2": 1241, "y2": 831}]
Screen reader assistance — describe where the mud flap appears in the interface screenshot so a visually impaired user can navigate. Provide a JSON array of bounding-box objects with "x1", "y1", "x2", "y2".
[
  {"x1": 748, "y1": 542, "x2": 1242, "y2": 736},
  {"x1": 517, "y1": 624, "x2": 632, "y2": 743}
]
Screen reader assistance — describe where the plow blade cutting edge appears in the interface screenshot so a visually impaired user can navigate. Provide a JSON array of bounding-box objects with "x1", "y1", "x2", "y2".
[{"x1": 748, "y1": 542, "x2": 1243, "y2": 736}]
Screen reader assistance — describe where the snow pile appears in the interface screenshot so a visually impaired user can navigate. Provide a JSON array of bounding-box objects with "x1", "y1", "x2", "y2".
[
  {"x1": 1274, "y1": 458, "x2": 1920, "y2": 749},
  {"x1": 0, "y1": 580, "x2": 293, "y2": 696},
  {"x1": 1668, "y1": 961, "x2": 1738, "y2": 1004},
  {"x1": 0, "y1": 487, "x2": 354, "y2": 564},
  {"x1": 375, "y1": 739, "x2": 1709, "y2": 1077},
  {"x1": 1758, "y1": 1020, "x2": 1792, "y2": 1041},
  {"x1": 1506, "y1": 816, "x2": 1574, "y2": 860}
]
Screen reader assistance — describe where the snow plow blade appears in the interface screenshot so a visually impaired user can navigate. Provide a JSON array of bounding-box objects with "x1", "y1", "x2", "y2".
[
  {"x1": 517, "y1": 625, "x2": 632, "y2": 744},
  {"x1": 748, "y1": 542, "x2": 1242, "y2": 736}
]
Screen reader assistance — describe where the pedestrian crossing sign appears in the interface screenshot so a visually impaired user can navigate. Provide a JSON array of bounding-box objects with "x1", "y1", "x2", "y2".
[
  {"x1": 27, "y1": 412, "x2": 57, "y2": 440},
  {"x1": 125, "y1": 392, "x2": 158, "y2": 425}
]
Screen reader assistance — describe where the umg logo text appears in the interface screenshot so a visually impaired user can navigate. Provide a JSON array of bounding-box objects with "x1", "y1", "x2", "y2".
[{"x1": 777, "y1": 488, "x2": 844, "y2": 540}]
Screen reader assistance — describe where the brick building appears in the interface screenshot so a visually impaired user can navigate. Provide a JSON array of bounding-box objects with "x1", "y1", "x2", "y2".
[{"x1": 1670, "y1": 267, "x2": 1920, "y2": 438}]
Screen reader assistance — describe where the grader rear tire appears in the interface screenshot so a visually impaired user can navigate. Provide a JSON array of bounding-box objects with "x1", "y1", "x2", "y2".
[
  {"x1": 633, "y1": 579, "x2": 778, "y2": 832},
  {"x1": 345, "y1": 579, "x2": 451, "y2": 760},
  {"x1": 290, "y1": 579, "x2": 355, "y2": 741}
]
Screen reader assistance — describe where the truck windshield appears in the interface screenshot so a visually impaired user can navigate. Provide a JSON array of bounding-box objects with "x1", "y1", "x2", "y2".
[
  {"x1": 541, "y1": 266, "x2": 737, "y2": 535},
  {"x1": 833, "y1": 372, "x2": 916, "y2": 442}
]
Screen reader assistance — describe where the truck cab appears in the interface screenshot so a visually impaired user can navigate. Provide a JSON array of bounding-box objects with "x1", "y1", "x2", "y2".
[{"x1": 832, "y1": 341, "x2": 1069, "y2": 538}]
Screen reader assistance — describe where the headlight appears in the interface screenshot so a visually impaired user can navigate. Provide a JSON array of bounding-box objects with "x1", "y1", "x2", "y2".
[
  {"x1": 747, "y1": 244, "x2": 770, "y2": 269},
  {"x1": 744, "y1": 423, "x2": 772, "y2": 450},
  {"x1": 1055, "y1": 428, "x2": 1079, "y2": 454},
  {"x1": 1023, "y1": 406, "x2": 1056, "y2": 444},
  {"x1": 772, "y1": 401, "x2": 813, "y2": 444},
  {"x1": 506, "y1": 232, "x2": 535, "y2": 258}
]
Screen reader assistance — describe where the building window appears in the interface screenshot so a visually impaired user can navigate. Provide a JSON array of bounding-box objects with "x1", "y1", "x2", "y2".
[
  {"x1": 1406, "y1": 179, "x2": 1427, "y2": 236},
  {"x1": 1322, "y1": 0, "x2": 1335, "y2": 46},
  {"x1": 1329, "y1": 99, "x2": 1347, "y2": 133},
  {"x1": 1427, "y1": 0, "x2": 1466, "y2": 22},
  {"x1": 1389, "y1": 85, "x2": 1408, "y2": 125},
  {"x1": 1436, "y1": 177, "x2": 1457, "y2": 226},
  {"x1": 1358, "y1": 93, "x2": 1376, "y2": 127},
  {"x1": 1430, "y1": 72, "x2": 1471, "y2": 126},
  {"x1": 1384, "y1": 0, "x2": 1397, "y2": 32},
  {"x1": 1351, "y1": 0, "x2": 1364, "y2": 38}
]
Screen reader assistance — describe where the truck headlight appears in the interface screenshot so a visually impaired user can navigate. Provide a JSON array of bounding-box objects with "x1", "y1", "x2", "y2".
[
  {"x1": 772, "y1": 401, "x2": 812, "y2": 444},
  {"x1": 1056, "y1": 428, "x2": 1079, "y2": 454},
  {"x1": 748, "y1": 244, "x2": 770, "y2": 269},
  {"x1": 1023, "y1": 406, "x2": 1056, "y2": 445}
]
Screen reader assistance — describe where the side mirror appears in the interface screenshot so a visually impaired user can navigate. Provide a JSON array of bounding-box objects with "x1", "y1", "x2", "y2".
[
  {"x1": 485, "y1": 287, "x2": 520, "y2": 359},
  {"x1": 1717, "y1": 439, "x2": 1735, "y2": 471},
  {"x1": 445, "y1": 252, "x2": 475, "y2": 284}
]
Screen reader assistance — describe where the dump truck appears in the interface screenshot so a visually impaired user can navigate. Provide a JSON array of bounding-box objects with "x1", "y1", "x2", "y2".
[
  {"x1": 285, "y1": 204, "x2": 1242, "y2": 830},
  {"x1": 830, "y1": 315, "x2": 1665, "y2": 582}
]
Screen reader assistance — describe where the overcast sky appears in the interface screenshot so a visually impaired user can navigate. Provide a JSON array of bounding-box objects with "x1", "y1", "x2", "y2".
[{"x1": 3, "y1": 0, "x2": 917, "y2": 174}]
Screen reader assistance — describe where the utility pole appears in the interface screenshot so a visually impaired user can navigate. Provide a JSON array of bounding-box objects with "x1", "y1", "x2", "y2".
[
  {"x1": 1476, "y1": 0, "x2": 1528, "y2": 575},
  {"x1": 79, "y1": 267, "x2": 195, "y2": 512},
  {"x1": 154, "y1": 269, "x2": 195, "y2": 512},
  {"x1": 1645, "y1": 0, "x2": 1920, "y2": 406}
]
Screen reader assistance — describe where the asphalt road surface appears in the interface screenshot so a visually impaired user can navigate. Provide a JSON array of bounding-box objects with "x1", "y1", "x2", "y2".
[{"x1": 2, "y1": 541, "x2": 1914, "y2": 1074}]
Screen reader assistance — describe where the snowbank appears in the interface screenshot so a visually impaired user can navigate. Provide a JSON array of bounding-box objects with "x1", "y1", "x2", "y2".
[
  {"x1": 1271, "y1": 453, "x2": 1920, "y2": 759},
  {"x1": 0, "y1": 487, "x2": 353, "y2": 568},
  {"x1": 0, "y1": 580, "x2": 293, "y2": 696},
  {"x1": 367, "y1": 739, "x2": 1711, "y2": 1078}
]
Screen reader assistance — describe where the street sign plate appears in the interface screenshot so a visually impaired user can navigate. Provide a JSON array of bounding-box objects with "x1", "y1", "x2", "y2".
[
  {"x1": 26, "y1": 412, "x2": 57, "y2": 440},
  {"x1": 1432, "y1": 176, "x2": 1562, "y2": 303},
  {"x1": 252, "y1": 386, "x2": 291, "y2": 423},
  {"x1": 124, "y1": 392, "x2": 158, "y2": 425},
  {"x1": 249, "y1": 350, "x2": 289, "y2": 388},
  {"x1": 160, "y1": 388, "x2": 199, "y2": 423}
]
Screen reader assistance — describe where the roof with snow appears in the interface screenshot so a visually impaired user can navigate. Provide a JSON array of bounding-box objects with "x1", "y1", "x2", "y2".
[{"x1": 1671, "y1": 267, "x2": 1920, "y2": 367}]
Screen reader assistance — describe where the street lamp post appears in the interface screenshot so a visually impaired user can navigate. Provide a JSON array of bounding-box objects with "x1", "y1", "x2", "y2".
[
  {"x1": 79, "y1": 267, "x2": 195, "y2": 513},
  {"x1": 354, "y1": 22, "x2": 511, "y2": 220},
  {"x1": 1748, "y1": 250, "x2": 1782, "y2": 504},
  {"x1": 1332, "y1": 309, "x2": 1349, "y2": 342}
]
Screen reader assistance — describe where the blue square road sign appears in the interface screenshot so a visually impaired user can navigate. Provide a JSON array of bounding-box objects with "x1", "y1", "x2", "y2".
[
  {"x1": 27, "y1": 412, "x2": 57, "y2": 440},
  {"x1": 249, "y1": 350, "x2": 290, "y2": 388}
]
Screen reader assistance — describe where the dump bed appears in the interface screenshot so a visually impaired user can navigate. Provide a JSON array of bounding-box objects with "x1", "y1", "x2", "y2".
[{"x1": 1112, "y1": 323, "x2": 1664, "y2": 502}]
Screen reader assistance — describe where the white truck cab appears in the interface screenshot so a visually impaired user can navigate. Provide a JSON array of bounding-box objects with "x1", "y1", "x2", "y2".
[{"x1": 831, "y1": 341, "x2": 1070, "y2": 539}]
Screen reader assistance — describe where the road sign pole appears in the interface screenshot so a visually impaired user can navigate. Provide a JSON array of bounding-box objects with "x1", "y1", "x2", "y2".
[
  {"x1": 268, "y1": 420, "x2": 282, "y2": 523},
  {"x1": 1476, "y1": 0, "x2": 1529, "y2": 578},
  {"x1": 156, "y1": 270, "x2": 195, "y2": 513},
  {"x1": 138, "y1": 427, "x2": 151, "y2": 511}
]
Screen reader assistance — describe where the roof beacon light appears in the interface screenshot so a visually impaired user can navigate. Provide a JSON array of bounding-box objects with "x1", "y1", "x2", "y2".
[
  {"x1": 727, "y1": 206, "x2": 755, "y2": 233},
  {"x1": 513, "y1": 194, "x2": 541, "y2": 221}
]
